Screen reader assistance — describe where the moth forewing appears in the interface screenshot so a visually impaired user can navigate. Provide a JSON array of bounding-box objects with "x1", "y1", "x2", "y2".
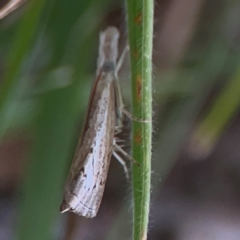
[
  {"x1": 60, "y1": 27, "x2": 119, "y2": 218},
  {"x1": 60, "y1": 72, "x2": 116, "y2": 218}
]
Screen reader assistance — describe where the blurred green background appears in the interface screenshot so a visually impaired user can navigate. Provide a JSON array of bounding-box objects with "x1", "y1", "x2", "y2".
[{"x1": 1, "y1": 0, "x2": 240, "y2": 239}]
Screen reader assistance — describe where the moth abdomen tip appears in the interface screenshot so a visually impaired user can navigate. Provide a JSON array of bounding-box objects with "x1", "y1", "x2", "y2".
[{"x1": 60, "y1": 200, "x2": 71, "y2": 213}]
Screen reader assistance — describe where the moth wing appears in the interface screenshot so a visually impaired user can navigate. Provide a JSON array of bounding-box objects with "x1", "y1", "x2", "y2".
[{"x1": 61, "y1": 77, "x2": 115, "y2": 218}]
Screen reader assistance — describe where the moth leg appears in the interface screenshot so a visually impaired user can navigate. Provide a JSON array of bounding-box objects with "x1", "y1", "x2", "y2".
[
  {"x1": 114, "y1": 46, "x2": 150, "y2": 124},
  {"x1": 115, "y1": 45, "x2": 129, "y2": 75},
  {"x1": 115, "y1": 125, "x2": 123, "y2": 135},
  {"x1": 112, "y1": 150, "x2": 129, "y2": 180},
  {"x1": 114, "y1": 143, "x2": 139, "y2": 166},
  {"x1": 113, "y1": 45, "x2": 130, "y2": 127},
  {"x1": 114, "y1": 45, "x2": 150, "y2": 124},
  {"x1": 113, "y1": 74, "x2": 125, "y2": 128},
  {"x1": 122, "y1": 108, "x2": 151, "y2": 123}
]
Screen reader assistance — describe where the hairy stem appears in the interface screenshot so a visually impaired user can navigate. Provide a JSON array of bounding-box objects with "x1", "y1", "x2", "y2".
[{"x1": 126, "y1": 0, "x2": 153, "y2": 239}]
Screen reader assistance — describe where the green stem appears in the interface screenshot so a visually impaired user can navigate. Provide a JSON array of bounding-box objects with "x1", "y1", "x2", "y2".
[{"x1": 126, "y1": 0, "x2": 153, "y2": 239}]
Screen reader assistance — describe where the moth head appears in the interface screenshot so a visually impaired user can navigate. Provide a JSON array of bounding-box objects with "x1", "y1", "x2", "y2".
[{"x1": 97, "y1": 26, "x2": 120, "y2": 73}]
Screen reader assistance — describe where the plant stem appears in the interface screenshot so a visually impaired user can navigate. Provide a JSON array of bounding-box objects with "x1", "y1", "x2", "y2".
[{"x1": 126, "y1": 0, "x2": 153, "y2": 239}]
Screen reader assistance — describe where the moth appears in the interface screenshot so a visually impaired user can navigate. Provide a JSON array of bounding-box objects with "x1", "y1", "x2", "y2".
[{"x1": 60, "y1": 27, "x2": 134, "y2": 218}]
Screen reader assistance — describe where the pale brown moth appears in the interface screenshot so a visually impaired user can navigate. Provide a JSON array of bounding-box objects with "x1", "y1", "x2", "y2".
[{"x1": 60, "y1": 27, "x2": 135, "y2": 218}]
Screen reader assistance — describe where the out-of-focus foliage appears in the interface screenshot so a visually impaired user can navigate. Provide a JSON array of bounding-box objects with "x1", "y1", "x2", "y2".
[{"x1": 1, "y1": 0, "x2": 119, "y2": 239}]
